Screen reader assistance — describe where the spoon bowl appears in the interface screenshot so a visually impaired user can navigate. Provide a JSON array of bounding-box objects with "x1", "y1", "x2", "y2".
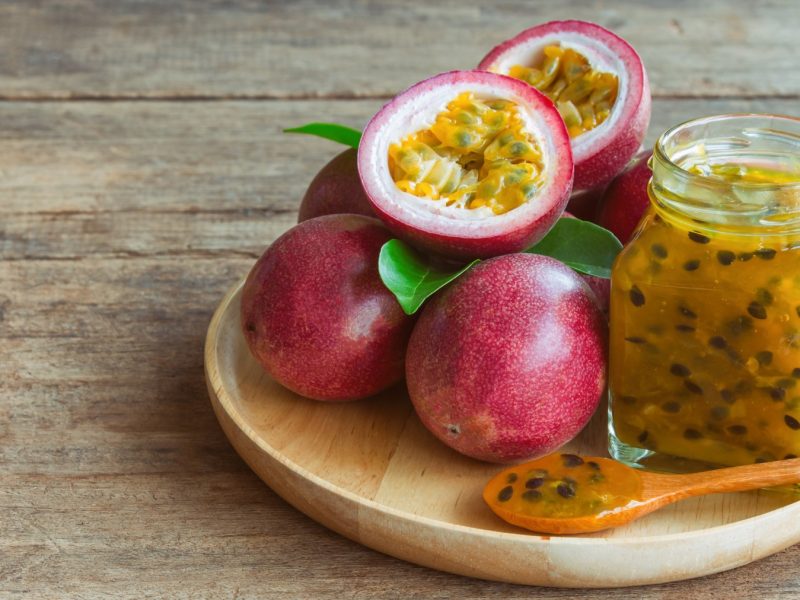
[{"x1": 484, "y1": 454, "x2": 800, "y2": 534}]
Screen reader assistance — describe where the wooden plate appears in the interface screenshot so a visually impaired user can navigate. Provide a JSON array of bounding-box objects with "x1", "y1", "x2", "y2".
[{"x1": 205, "y1": 280, "x2": 800, "y2": 588}]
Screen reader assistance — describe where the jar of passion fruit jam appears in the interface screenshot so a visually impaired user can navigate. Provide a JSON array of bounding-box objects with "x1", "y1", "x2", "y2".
[{"x1": 609, "y1": 114, "x2": 800, "y2": 473}]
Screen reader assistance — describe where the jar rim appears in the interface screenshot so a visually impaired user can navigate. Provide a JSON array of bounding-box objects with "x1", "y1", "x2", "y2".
[{"x1": 654, "y1": 113, "x2": 800, "y2": 191}]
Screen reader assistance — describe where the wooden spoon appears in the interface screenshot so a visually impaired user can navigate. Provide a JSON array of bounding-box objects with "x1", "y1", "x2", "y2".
[{"x1": 483, "y1": 453, "x2": 800, "y2": 535}]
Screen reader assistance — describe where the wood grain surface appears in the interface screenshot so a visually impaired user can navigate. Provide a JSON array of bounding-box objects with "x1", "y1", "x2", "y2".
[{"x1": 2, "y1": 1, "x2": 800, "y2": 598}]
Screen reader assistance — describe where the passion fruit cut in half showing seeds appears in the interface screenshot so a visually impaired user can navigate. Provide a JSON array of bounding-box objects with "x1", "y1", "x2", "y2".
[
  {"x1": 406, "y1": 253, "x2": 608, "y2": 463},
  {"x1": 358, "y1": 71, "x2": 573, "y2": 260},
  {"x1": 241, "y1": 214, "x2": 415, "y2": 401},
  {"x1": 297, "y1": 148, "x2": 375, "y2": 222},
  {"x1": 479, "y1": 20, "x2": 651, "y2": 194}
]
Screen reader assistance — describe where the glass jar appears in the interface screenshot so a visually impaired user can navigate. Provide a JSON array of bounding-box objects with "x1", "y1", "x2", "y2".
[{"x1": 609, "y1": 114, "x2": 800, "y2": 473}]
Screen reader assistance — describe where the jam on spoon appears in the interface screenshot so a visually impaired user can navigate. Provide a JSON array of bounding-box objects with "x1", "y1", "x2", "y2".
[{"x1": 484, "y1": 452, "x2": 800, "y2": 534}]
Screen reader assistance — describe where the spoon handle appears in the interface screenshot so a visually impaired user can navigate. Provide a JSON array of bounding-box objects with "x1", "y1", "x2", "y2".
[{"x1": 661, "y1": 458, "x2": 800, "y2": 500}]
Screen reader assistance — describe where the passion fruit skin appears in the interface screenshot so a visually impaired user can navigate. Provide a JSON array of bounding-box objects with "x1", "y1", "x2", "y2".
[
  {"x1": 358, "y1": 70, "x2": 574, "y2": 261},
  {"x1": 406, "y1": 253, "x2": 607, "y2": 463},
  {"x1": 566, "y1": 185, "x2": 607, "y2": 221},
  {"x1": 597, "y1": 150, "x2": 652, "y2": 244},
  {"x1": 370, "y1": 193, "x2": 568, "y2": 261},
  {"x1": 297, "y1": 149, "x2": 374, "y2": 222},
  {"x1": 478, "y1": 20, "x2": 651, "y2": 193},
  {"x1": 241, "y1": 214, "x2": 414, "y2": 401}
]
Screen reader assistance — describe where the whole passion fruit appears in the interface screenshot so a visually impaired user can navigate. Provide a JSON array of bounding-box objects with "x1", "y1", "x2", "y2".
[
  {"x1": 406, "y1": 253, "x2": 607, "y2": 463},
  {"x1": 297, "y1": 148, "x2": 375, "y2": 222},
  {"x1": 241, "y1": 214, "x2": 414, "y2": 401},
  {"x1": 597, "y1": 150, "x2": 652, "y2": 244},
  {"x1": 479, "y1": 20, "x2": 651, "y2": 195},
  {"x1": 358, "y1": 70, "x2": 573, "y2": 260}
]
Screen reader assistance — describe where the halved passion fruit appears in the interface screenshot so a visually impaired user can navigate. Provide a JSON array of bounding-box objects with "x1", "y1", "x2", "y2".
[
  {"x1": 479, "y1": 20, "x2": 650, "y2": 194},
  {"x1": 358, "y1": 70, "x2": 573, "y2": 259}
]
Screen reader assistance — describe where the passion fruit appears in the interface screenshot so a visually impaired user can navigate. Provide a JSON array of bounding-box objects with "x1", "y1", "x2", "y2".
[
  {"x1": 478, "y1": 20, "x2": 651, "y2": 194},
  {"x1": 241, "y1": 214, "x2": 414, "y2": 401},
  {"x1": 597, "y1": 150, "x2": 653, "y2": 244},
  {"x1": 358, "y1": 70, "x2": 573, "y2": 260},
  {"x1": 564, "y1": 185, "x2": 607, "y2": 221},
  {"x1": 297, "y1": 148, "x2": 374, "y2": 222},
  {"x1": 406, "y1": 253, "x2": 607, "y2": 463}
]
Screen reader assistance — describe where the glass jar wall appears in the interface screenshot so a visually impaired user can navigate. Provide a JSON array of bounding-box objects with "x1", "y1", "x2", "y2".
[{"x1": 609, "y1": 114, "x2": 800, "y2": 472}]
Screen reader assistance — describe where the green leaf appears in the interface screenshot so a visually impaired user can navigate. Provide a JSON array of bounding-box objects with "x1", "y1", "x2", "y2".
[
  {"x1": 525, "y1": 217, "x2": 622, "y2": 278},
  {"x1": 283, "y1": 122, "x2": 362, "y2": 148},
  {"x1": 378, "y1": 239, "x2": 479, "y2": 315}
]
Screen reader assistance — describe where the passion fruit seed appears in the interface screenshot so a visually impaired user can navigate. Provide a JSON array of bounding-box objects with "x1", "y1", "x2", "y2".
[
  {"x1": 683, "y1": 259, "x2": 701, "y2": 271},
  {"x1": 525, "y1": 477, "x2": 545, "y2": 489},
  {"x1": 561, "y1": 453, "x2": 584, "y2": 467},
  {"x1": 629, "y1": 285, "x2": 645, "y2": 307},
  {"x1": 508, "y1": 46, "x2": 618, "y2": 139},
  {"x1": 670, "y1": 363, "x2": 691, "y2": 377},
  {"x1": 498, "y1": 485, "x2": 514, "y2": 501},
  {"x1": 755, "y1": 351, "x2": 773, "y2": 366},
  {"x1": 688, "y1": 231, "x2": 711, "y2": 244},
  {"x1": 717, "y1": 250, "x2": 736, "y2": 265},
  {"x1": 389, "y1": 92, "x2": 545, "y2": 216},
  {"x1": 684, "y1": 380, "x2": 703, "y2": 395},
  {"x1": 709, "y1": 336, "x2": 727, "y2": 349},
  {"x1": 556, "y1": 481, "x2": 577, "y2": 498}
]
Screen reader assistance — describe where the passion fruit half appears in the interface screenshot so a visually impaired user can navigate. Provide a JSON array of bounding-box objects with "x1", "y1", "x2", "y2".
[
  {"x1": 358, "y1": 70, "x2": 573, "y2": 260},
  {"x1": 479, "y1": 20, "x2": 651, "y2": 194}
]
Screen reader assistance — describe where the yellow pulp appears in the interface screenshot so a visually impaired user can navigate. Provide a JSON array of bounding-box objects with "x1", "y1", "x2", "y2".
[
  {"x1": 610, "y1": 164, "x2": 800, "y2": 468},
  {"x1": 388, "y1": 92, "x2": 545, "y2": 216},
  {"x1": 508, "y1": 46, "x2": 619, "y2": 138}
]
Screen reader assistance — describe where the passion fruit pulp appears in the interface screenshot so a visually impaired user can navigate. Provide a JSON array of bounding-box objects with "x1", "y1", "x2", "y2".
[
  {"x1": 406, "y1": 253, "x2": 608, "y2": 463},
  {"x1": 479, "y1": 20, "x2": 651, "y2": 195},
  {"x1": 241, "y1": 214, "x2": 415, "y2": 401},
  {"x1": 358, "y1": 70, "x2": 573, "y2": 260},
  {"x1": 297, "y1": 148, "x2": 375, "y2": 222}
]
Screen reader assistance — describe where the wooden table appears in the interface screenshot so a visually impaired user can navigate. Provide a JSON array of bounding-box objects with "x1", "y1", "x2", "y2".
[{"x1": 3, "y1": 1, "x2": 799, "y2": 597}]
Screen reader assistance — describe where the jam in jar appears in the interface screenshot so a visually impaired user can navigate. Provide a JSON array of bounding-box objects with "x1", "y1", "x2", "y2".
[{"x1": 609, "y1": 114, "x2": 800, "y2": 472}]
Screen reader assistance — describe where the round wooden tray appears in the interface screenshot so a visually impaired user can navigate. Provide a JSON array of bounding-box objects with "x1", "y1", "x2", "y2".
[{"x1": 205, "y1": 279, "x2": 800, "y2": 588}]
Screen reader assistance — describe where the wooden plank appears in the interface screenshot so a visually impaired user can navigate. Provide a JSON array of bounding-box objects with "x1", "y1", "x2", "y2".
[
  {"x1": 0, "y1": 0, "x2": 798, "y2": 99},
  {"x1": 0, "y1": 99, "x2": 380, "y2": 215}
]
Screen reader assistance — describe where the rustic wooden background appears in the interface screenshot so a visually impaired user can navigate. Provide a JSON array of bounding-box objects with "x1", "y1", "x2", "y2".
[{"x1": 3, "y1": 1, "x2": 800, "y2": 598}]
